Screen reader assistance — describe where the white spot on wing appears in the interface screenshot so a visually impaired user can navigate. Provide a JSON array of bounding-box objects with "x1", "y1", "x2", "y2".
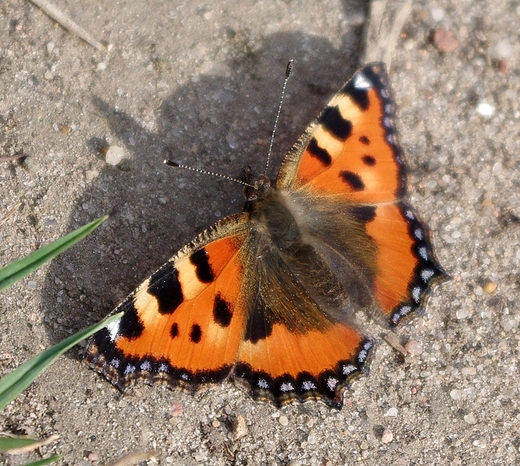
[
  {"x1": 158, "y1": 363, "x2": 169, "y2": 373},
  {"x1": 280, "y1": 382, "x2": 294, "y2": 392},
  {"x1": 421, "y1": 268, "x2": 435, "y2": 282},
  {"x1": 124, "y1": 364, "x2": 136, "y2": 375},
  {"x1": 343, "y1": 364, "x2": 357, "y2": 375},
  {"x1": 110, "y1": 358, "x2": 120, "y2": 368},
  {"x1": 140, "y1": 360, "x2": 152, "y2": 371},
  {"x1": 327, "y1": 377, "x2": 338, "y2": 391},
  {"x1": 412, "y1": 286, "x2": 422, "y2": 303},
  {"x1": 414, "y1": 228, "x2": 424, "y2": 240},
  {"x1": 418, "y1": 246, "x2": 429, "y2": 260},
  {"x1": 353, "y1": 73, "x2": 372, "y2": 90},
  {"x1": 107, "y1": 319, "x2": 121, "y2": 342},
  {"x1": 258, "y1": 378, "x2": 269, "y2": 389},
  {"x1": 302, "y1": 380, "x2": 317, "y2": 391}
]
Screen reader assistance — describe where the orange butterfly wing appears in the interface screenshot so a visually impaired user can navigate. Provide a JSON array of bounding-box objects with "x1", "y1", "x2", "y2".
[{"x1": 86, "y1": 216, "x2": 250, "y2": 389}]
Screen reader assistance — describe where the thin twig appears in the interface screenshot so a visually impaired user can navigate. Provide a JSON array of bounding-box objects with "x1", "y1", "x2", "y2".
[
  {"x1": 0, "y1": 153, "x2": 28, "y2": 162},
  {"x1": 28, "y1": 0, "x2": 104, "y2": 51},
  {"x1": 108, "y1": 450, "x2": 159, "y2": 466},
  {"x1": 0, "y1": 203, "x2": 22, "y2": 227},
  {"x1": 360, "y1": 0, "x2": 413, "y2": 69},
  {"x1": 383, "y1": 332, "x2": 408, "y2": 357}
]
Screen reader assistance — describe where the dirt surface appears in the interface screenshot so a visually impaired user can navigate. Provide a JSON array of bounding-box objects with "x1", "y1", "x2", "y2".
[{"x1": 1, "y1": 0, "x2": 519, "y2": 464}]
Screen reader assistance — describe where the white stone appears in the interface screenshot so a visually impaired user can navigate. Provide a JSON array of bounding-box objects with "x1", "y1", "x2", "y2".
[{"x1": 106, "y1": 146, "x2": 125, "y2": 165}]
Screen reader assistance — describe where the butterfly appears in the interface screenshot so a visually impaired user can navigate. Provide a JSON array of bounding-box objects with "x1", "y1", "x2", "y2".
[{"x1": 84, "y1": 63, "x2": 446, "y2": 408}]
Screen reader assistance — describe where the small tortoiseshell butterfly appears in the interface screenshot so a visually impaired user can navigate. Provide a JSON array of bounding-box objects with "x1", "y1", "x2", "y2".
[{"x1": 85, "y1": 63, "x2": 445, "y2": 408}]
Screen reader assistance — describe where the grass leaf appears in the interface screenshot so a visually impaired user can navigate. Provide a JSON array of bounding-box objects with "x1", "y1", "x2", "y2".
[
  {"x1": 0, "y1": 312, "x2": 122, "y2": 411},
  {"x1": 0, "y1": 216, "x2": 108, "y2": 292},
  {"x1": 19, "y1": 455, "x2": 61, "y2": 466},
  {"x1": 0, "y1": 437, "x2": 40, "y2": 451}
]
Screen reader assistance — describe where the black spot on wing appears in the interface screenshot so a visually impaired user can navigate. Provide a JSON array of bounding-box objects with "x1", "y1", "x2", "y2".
[
  {"x1": 190, "y1": 248, "x2": 214, "y2": 283},
  {"x1": 170, "y1": 322, "x2": 179, "y2": 339},
  {"x1": 213, "y1": 294, "x2": 232, "y2": 327},
  {"x1": 190, "y1": 324, "x2": 202, "y2": 343},
  {"x1": 319, "y1": 106, "x2": 352, "y2": 140},
  {"x1": 341, "y1": 83, "x2": 370, "y2": 111},
  {"x1": 350, "y1": 206, "x2": 377, "y2": 223},
  {"x1": 119, "y1": 301, "x2": 145, "y2": 339},
  {"x1": 340, "y1": 171, "x2": 365, "y2": 191},
  {"x1": 147, "y1": 262, "x2": 183, "y2": 314},
  {"x1": 362, "y1": 155, "x2": 376, "y2": 166},
  {"x1": 307, "y1": 138, "x2": 332, "y2": 166},
  {"x1": 359, "y1": 135, "x2": 370, "y2": 145}
]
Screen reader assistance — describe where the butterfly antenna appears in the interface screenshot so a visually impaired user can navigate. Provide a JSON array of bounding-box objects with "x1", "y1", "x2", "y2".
[
  {"x1": 264, "y1": 60, "x2": 294, "y2": 177},
  {"x1": 163, "y1": 159, "x2": 255, "y2": 188}
]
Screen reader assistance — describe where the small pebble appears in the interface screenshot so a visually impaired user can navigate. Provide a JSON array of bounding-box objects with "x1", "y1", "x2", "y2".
[
  {"x1": 23, "y1": 157, "x2": 41, "y2": 173},
  {"x1": 464, "y1": 413, "x2": 477, "y2": 425},
  {"x1": 483, "y1": 281, "x2": 497, "y2": 294},
  {"x1": 450, "y1": 389, "x2": 463, "y2": 400},
  {"x1": 405, "y1": 340, "x2": 423, "y2": 357},
  {"x1": 496, "y1": 59, "x2": 508, "y2": 73},
  {"x1": 212, "y1": 419, "x2": 221, "y2": 428},
  {"x1": 170, "y1": 403, "x2": 183, "y2": 417},
  {"x1": 432, "y1": 29, "x2": 459, "y2": 52},
  {"x1": 476, "y1": 102, "x2": 494, "y2": 117},
  {"x1": 232, "y1": 415, "x2": 248, "y2": 441},
  {"x1": 461, "y1": 367, "x2": 477, "y2": 376},
  {"x1": 381, "y1": 428, "x2": 394, "y2": 444},
  {"x1": 278, "y1": 415, "x2": 289, "y2": 426},
  {"x1": 384, "y1": 407, "x2": 398, "y2": 417},
  {"x1": 430, "y1": 7, "x2": 444, "y2": 21},
  {"x1": 493, "y1": 39, "x2": 514, "y2": 59},
  {"x1": 105, "y1": 146, "x2": 125, "y2": 165},
  {"x1": 85, "y1": 170, "x2": 99, "y2": 182}
]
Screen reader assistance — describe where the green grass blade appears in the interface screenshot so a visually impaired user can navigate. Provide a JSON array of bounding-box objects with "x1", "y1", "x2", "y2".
[
  {"x1": 0, "y1": 216, "x2": 108, "y2": 292},
  {"x1": 0, "y1": 437, "x2": 61, "y2": 464},
  {"x1": 21, "y1": 456, "x2": 61, "y2": 466},
  {"x1": 0, "y1": 437, "x2": 40, "y2": 451},
  {"x1": 0, "y1": 312, "x2": 122, "y2": 411}
]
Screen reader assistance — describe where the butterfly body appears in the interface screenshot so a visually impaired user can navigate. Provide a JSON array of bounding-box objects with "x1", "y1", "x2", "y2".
[{"x1": 85, "y1": 63, "x2": 445, "y2": 408}]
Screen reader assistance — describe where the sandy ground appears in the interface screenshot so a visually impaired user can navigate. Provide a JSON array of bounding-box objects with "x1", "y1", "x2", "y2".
[{"x1": 0, "y1": 0, "x2": 519, "y2": 464}]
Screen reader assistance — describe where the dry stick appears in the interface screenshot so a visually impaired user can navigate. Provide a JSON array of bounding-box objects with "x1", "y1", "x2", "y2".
[
  {"x1": 360, "y1": 0, "x2": 413, "y2": 69},
  {"x1": 0, "y1": 203, "x2": 23, "y2": 227},
  {"x1": 108, "y1": 450, "x2": 159, "y2": 466},
  {"x1": 0, "y1": 153, "x2": 28, "y2": 162},
  {"x1": 28, "y1": 0, "x2": 104, "y2": 51}
]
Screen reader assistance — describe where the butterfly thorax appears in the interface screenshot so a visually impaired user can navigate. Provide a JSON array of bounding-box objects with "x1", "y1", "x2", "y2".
[{"x1": 241, "y1": 171, "x2": 300, "y2": 251}]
